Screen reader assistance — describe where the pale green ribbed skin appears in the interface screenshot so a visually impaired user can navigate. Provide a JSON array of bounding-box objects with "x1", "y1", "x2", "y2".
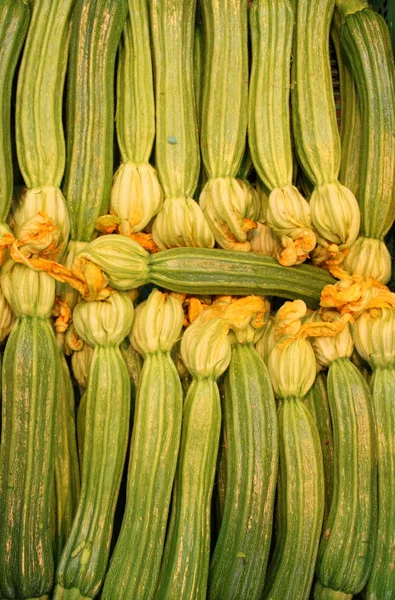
[
  {"x1": 249, "y1": 0, "x2": 294, "y2": 190},
  {"x1": 339, "y1": 6, "x2": 395, "y2": 239},
  {"x1": 117, "y1": 0, "x2": 154, "y2": 163},
  {"x1": 263, "y1": 398, "x2": 324, "y2": 600},
  {"x1": 200, "y1": 0, "x2": 248, "y2": 179},
  {"x1": 54, "y1": 347, "x2": 130, "y2": 600},
  {"x1": 102, "y1": 353, "x2": 182, "y2": 600},
  {"x1": 194, "y1": 23, "x2": 204, "y2": 135},
  {"x1": 149, "y1": 0, "x2": 199, "y2": 198},
  {"x1": 331, "y1": 8, "x2": 362, "y2": 198},
  {"x1": 292, "y1": 0, "x2": 340, "y2": 185},
  {"x1": 0, "y1": 0, "x2": 30, "y2": 221},
  {"x1": 16, "y1": 0, "x2": 74, "y2": 188},
  {"x1": 208, "y1": 344, "x2": 278, "y2": 600},
  {"x1": 316, "y1": 359, "x2": 377, "y2": 595},
  {"x1": 304, "y1": 373, "x2": 334, "y2": 524},
  {"x1": 366, "y1": 368, "x2": 395, "y2": 599},
  {"x1": 53, "y1": 356, "x2": 80, "y2": 562},
  {"x1": 63, "y1": 0, "x2": 128, "y2": 242},
  {"x1": 155, "y1": 378, "x2": 221, "y2": 600}
]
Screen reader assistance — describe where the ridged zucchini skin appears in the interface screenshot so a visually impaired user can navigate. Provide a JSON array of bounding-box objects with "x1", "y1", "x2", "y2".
[
  {"x1": 263, "y1": 398, "x2": 324, "y2": 600},
  {"x1": 16, "y1": 0, "x2": 74, "y2": 188},
  {"x1": 0, "y1": 0, "x2": 30, "y2": 222},
  {"x1": 315, "y1": 358, "x2": 377, "y2": 597},
  {"x1": 54, "y1": 293, "x2": 133, "y2": 600},
  {"x1": 365, "y1": 368, "x2": 395, "y2": 599},
  {"x1": 340, "y1": 5, "x2": 395, "y2": 282},
  {"x1": 155, "y1": 378, "x2": 221, "y2": 600},
  {"x1": 53, "y1": 356, "x2": 80, "y2": 561},
  {"x1": 63, "y1": 0, "x2": 128, "y2": 242},
  {"x1": 102, "y1": 354, "x2": 182, "y2": 599},
  {"x1": 0, "y1": 266, "x2": 61, "y2": 600},
  {"x1": 208, "y1": 343, "x2": 278, "y2": 600},
  {"x1": 304, "y1": 373, "x2": 334, "y2": 524}
]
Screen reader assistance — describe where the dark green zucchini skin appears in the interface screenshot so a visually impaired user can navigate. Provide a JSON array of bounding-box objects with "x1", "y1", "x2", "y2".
[
  {"x1": 365, "y1": 368, "x2": 395, "y2": 599},
  {"x1": 315, "y1": 358, "x2": 377, "y2": 597},
  {"x1": 63, "y1": 0, "x2": 128, "y2": 242},
  {"x1": 102, "y1": 352, "x2": 182, "y2": 600},
  {"x1": 208, "y1": 343, "x2": 278, "y2": 600},
  {"x1": 0, "y1": 0, "x2": 30, "y2": 222},
  {"x1": 0, "y1": 275, "x2": 61, "y2": 600},
  {"x1": 263, "y1": 398, "x2": 324, "y2": 600}
]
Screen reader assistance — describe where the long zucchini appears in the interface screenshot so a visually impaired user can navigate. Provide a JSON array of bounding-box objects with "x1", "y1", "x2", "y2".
[
  {"x1": 53, "y1": 292, "x2": 134, "y2": 600},
  {"x1": 102, "y1": 290, "x2": 183, "y2": 600}
]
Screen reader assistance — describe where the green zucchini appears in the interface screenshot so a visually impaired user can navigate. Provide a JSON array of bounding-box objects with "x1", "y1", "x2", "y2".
[
  {"x1": 0, "y1": 0, "x2": 30, "y2": 223},
  {"x1": 150, "y1": 0, "x2": 213, "y2": 249},
  {"x1": 63, "y1": 0, "x2": 128, "y2": 243},
  {"x1": 155, "y1": 317, "x2": 232, "y2": 600},
  {"x1": 304, "y1": 373, "x2": 334, "y2": 524},
  {"x1": 110, "y1": 0, "x2": 163, "y2": 235},
  {"x1": 249, "y1": 0, "x2": 315, "y2": 265},
  {"x1": 102, "y1": 290, "x2": 183, "y2": 600},
  {"x1": 199, "y1": 0, "x2": 252, "y2": 251},
  {"x1": 53, "y1": 292, "x2": 134, "y2": 600},
  {"x1": 53, "y1": 356, "x2": 80, "y2": 561},
  {"x1": 208, "y1": 342, "x2": 278, "y2": 599},
  {"x1": 353, "y1": 308, "x2": 395, "y2": 598},
  {"x1": 73, "y1": 235, "x2": 335, "y2": 308},
  {"x1": 337, "y1": 0, "x2": 395, "y2": 282},
  {"x1": 292, "y1": 0, "x2": 360, "y2": 252},
  {"x1": 0, "y1": 263, "x2": 62, "y2": 600}
]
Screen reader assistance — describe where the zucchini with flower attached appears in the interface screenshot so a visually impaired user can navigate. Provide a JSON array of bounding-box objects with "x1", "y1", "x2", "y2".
[
  {"x1": 53, "y1": 292, "x2": 134, "y2": 600},
  {"x1": 150, "y1": 0, "x2": 213, "y2": 249},
  {"x1": 249, "y1": 0, "x2": 316, "y2": 266},
  {"x1": 102, "y1": 290, "x2": 183, "y2": 600}
]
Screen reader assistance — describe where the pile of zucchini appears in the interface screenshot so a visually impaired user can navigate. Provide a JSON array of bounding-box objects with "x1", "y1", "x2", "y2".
[{"x1": 0, "y1": 0, "x2": 394, "y2": 599}]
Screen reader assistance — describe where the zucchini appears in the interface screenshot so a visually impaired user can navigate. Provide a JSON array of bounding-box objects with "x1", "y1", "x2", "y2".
[
  {"x1": 155, "y1": 317, "x2": 232, "y2": 600},
  {"x1": 73, "y1": 235, "x2": 335, "y2": 308},
  {"x1": 0, "y1": 0, "x2": 30, "y2": 223},
  {"x1": 110, "y1": 0, "x2": 163, "y2": 235},
  {"x1": 292, "y1": 0, "x2": 360, "y2": 253},
  {"x1": 199, "y1": 0, "x2": 252, "y2": 251},
  {"x1": 309, "y1": 314, "x2": 377, "y2": 597},
  {"x1": 337, "y1": 0, "x2": 395, "y2": 282},
  {"x1": 208, "y1": 342, "x2": 278, "y2": 600},
  {"x1": 102, "y1": 290, "x2": 183, "y2": 600},
  {"x1": 353, "y1": 308, "x2": 395, "y2": 598},
  {"x1": 53, "y1": 292, "x2": 134, "y2": 600},
  {"x1": 63, "y1": 0, "x2": 128, "y2": 243},
  {"x1": 249, "y1": 0, "x2": 315, "y2": 266},
  {"x1": 0, "y1": 263, "x2": 62, "y2": 600},
  {"x1": 150, "y1": 0, "x2": 214, "y2": 249}
]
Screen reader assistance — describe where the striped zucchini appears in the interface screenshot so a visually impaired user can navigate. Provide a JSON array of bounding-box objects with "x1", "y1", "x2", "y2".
[
  {"x1": 155, "y1": 317, "x2": 232, "y2": 599},
  {"x1": 199, "y1": 0, "x2": 252, "y2": 251},
  {"x1": 264, "y1": 303, "x2": 325, "y2": 600},
  {"x1": 0, "y1": 0, "x2": 30, "y2": 223},
  {"x1": 102, "y1": 290, "x2": 183, "y2": 600},
  {"x1": 309, "y1": 314, "x2": 377, "y2": 597},
  {"x1": 53, "y1": 292, "x2": 134, "y2": 600},
  {"x1": 208, "y1": 342, "x2": 278, "y2": 600},
  {"x1": 53, "y1": 355, "x2": 80, "y2": 561},
  {"x1": 74, "y1": 235, "x2": 335, "y2": 308},
  {"x1": 354, "y1": 308, "x2": 395, "y2": 598},
  {"x1": 63, "y1": 0, "x2": 128, "y2": 243},
  {"x1": 150, "y1": 0, "x2": 213, "y2": 249},
  {"x1": 110, "y1": 0, "x2": 163, "y2": 235},
  {"x1": 292, "y1": 0, "x2": 360, "y2": 253},
  {"x1": 0, "y1": 264, "x2": 62, "y2": 600},
  {"x1": 249, "y1": 0, "x2": 315, "y2": 266},
  {"x1": 338, "y1": 0, "x2": 395, "y2": 282},
  {"x1": 304, "y1": 373, "x2": 334, "y2": 524}
]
